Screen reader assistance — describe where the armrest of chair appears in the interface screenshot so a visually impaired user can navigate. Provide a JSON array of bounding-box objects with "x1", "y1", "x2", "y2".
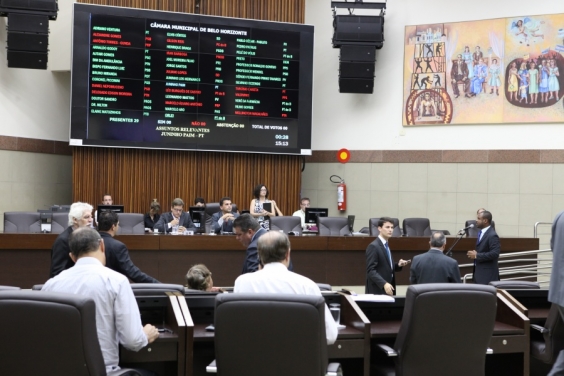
[
  {"x1": 109, "y1": 369, "x2": 141, "y2": 376},
  {"x1": 375, "y1": 343, "x2": 398, "y2": 357},
  {"x1": 530, "y1": 324, "x2": 549, "y2": 334},
  {"x1": 326, "y1": 362, "x2": 343, "y2": 376},
  {"x1": 206, "y1": 359, "x2": 217, "y2": 373}
]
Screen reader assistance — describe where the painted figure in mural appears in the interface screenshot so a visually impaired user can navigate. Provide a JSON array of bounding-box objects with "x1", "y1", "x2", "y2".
[
  {"x1": 539, "y1": 59, "x2": 550, "y2": 103},
  {"x1": 548, "y1": 59, "x2": 560, "y2": 101},
  {"x1": 420, "y1": 75, "x2": 432, "y2": 89},
  {"x1": 488, "y1": 58, "x2": 501, "y2": 96},
  {"x1": 518, "y1": 62, "x2": 530, "y2": 104},
  {"x1": 417, "y1": 92, "x2": 441, "y2": 121},
  {"x1": 513, "y1": 18, "x2": 545, "y2": 46},
  {"x1": 414, "y1": 58, "x2": 423, "y2": 73},
  {"x1": 424, "y1": 57, "x2": 434, "y2": 72},
  {"x1": 507, "y1": 62, "x2": 519, "y2": 102},
  {"x1": 528, "y1": 61, "x2": 540, "y2": 104},
  {"x1": 425, "y1": 44, "x2": 434, "y2": 57},
  {"x1": 470, "y1": 58, "x2": 488, "y2": 96},
  {"x1": 435, "y1": 43, "x2": 443, "y2": 57},
  {"x1": 450, "y1": 54, "x2": 470, "y2": 98},
  {"x1": 462, "y1": 46, "x2": 474, "y2": 79},
  {"x1": 434, "y1": 74, "x2": 442, "y2": 87},
  {"x1": 514, "y1": 20, "x2": 528, "y2": 45},
  {"x1": 473, "y1": 46, "x2": 483, "y2": 65}
]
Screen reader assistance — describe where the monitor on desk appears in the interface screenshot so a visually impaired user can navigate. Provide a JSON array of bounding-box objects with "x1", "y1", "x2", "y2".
[
  {"x1": 189, "y1": 206, "x2": 206, "y2": 233},
  {"x1": 305, "y1": 208, "x2": 328, "y2": 225},
  {"x1": 97, "y1": 205, "x2": 124, "y2": 214}
]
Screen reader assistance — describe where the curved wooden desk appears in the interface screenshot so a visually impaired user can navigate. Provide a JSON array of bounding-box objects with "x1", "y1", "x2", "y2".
[{"x1": 0, "y1": 233, "x2": 538, "y2": 288}]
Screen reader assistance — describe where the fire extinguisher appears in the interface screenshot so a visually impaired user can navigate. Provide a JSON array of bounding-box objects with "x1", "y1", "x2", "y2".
[{"x1": 330, "y1": 175, "x2": 346, "y2": 211}]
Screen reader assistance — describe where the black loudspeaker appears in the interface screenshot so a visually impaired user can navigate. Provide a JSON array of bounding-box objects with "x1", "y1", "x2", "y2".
[
  {"x1": 339, "y1": 78, "x2": 374, "y2": 94},
  {"x1": 8, "y1": 32, "x2": 48, "y2": 52},
  {"x1": 0, "y1": 0, "x2": 58, "y2": 19},
  {"x1": 7, "y1": 50, "x2": 48, "y2": 69},
  {"x1": 7, "y1": 13, "x2": 48, "y2": 32},
  {"x1": 333, "y1": 15, "x2": 384, "y2": 48},
  {"x1": 339, "y1": 62, "x2": 374, "y2": 78},
  {"x1": 5, "y1": 13, "x2": 50, "y2": 69},
  {"x1": 340, "y1": 45, "x2": 375, "y2": 62}
]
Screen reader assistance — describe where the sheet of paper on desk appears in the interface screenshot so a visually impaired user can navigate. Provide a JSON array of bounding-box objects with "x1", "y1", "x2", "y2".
[{"x1": 352, "y1": 294, "x2": 395, "y2": 303}]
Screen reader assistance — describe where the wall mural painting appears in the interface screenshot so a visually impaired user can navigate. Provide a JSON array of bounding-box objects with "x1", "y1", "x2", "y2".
[{"x1": 403, "y1": 14, "x2": 564, "y2": 125}]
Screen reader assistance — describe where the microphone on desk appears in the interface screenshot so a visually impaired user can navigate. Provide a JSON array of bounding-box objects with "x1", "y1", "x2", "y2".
[{"x1": 457, "y1": 224, "x2": 474, "y2": 235}]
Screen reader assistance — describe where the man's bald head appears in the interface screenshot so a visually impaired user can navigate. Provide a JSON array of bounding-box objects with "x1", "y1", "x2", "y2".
[{"x1": 258, "y1": 231, "x2": 291, "y2": 265}]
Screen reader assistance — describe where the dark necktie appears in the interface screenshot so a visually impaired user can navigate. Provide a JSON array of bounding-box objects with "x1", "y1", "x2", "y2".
[{"x1": 385, "y1": 242, "x2": 393, "y2": 268}]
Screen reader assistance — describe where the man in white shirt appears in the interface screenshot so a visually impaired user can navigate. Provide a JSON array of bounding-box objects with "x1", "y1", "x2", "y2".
[
  {"x1": 292, "y1": 197, "x2": 312, "y2": 229},
  {"x1": 42, "y1": 227, "x2": 159, "y2": 374},
  {"x1": 234, "y1": 231, "x2": 338, "y2": 345}
]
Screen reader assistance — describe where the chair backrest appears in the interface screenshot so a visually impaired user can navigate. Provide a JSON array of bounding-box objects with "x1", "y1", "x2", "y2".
[
  {"x1": 489, "y1": 281, "x2": 540, "y2": 289},
  {"x1": 394, "y1": 284, "x2": 497, "y2": 376},
  {"x1": 316, "y1": 283, "x2": 332, "y2": 291},
  {"x1": 0, "y1": 290, "x2": 106, "y2": 375},
  {"x1": 214, "y1": 293, "x2": 328, "y2": 376},
  {"x1": 532, "y1": 303, "x2": 564, "y2": 364},
  {"x1": 130, "y1": 283, "x2": 185, "y2": 296},
  {"x1": 204, "y1": 203, "x2": 221, "y2": 233},
  {"x1": 270, "y1": 216, "x2": 302, "y2": 234},
  {"x1": 369, "y1": 217, "x2": 402, "y2": 237},
  {"x1": 402, "y1": 218, "x2": 432, "y2": 237},
  {"x1": 3, "y1": 212, "x2": 41, "y2": 233},
  {"x1": 0, "y1": 285, "x2": 20, "y2": 290},
  {"x1": 465, "y1": 220, "x2": 496, "y2": 237},
  {"x1": 51, "y1": 212, "x2": 70, "y2": 234},
  {"x1": 232, "y1": 204, "x2": 238, "y2": 214},
  {"x1": 116, "y1": 213, "x2": 145, "y2": 234},
  {"x1": 318, "y1": 217, "x2": 350, "y2": 236},
  {"x1": 32, "y1": 284, "x2": 44, "y2": 291}
]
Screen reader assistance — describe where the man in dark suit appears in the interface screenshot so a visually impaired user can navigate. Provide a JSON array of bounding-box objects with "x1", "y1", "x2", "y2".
[
  {"x1": 366, "y1": 217, "x2": 410, "y2": 295},
  {"x1": 467, "y1": 210, "x2": 500, "y2": 284},
  {"x1": 154, "y1": 198, "x2": 195, "y2": 233},
  {"x1": 450, "y1": 54, "x2": 470, "y2": 98},
  {"x1": 98, "y1": 211, "x2": 159, "y2": 283},
  {"x1": 410, "y1": 231, "x2": 461, "y2": 284},
  {"x1": 211, "y1": 197, "x2": 240, "y2": 234},
  {"x1": 234, "y1": 214, "x2": 267, "y2": 274},
  {"x1": 548, "y1": 210, "x2": 564, "y2": 375}
]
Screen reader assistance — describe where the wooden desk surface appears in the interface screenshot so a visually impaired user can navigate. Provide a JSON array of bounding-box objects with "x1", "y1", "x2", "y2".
[{"x1": 0, "y1": 233, "x2": 539, "y2": 288}]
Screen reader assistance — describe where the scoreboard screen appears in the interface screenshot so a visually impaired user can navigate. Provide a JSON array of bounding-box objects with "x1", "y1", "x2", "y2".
[{"x1": 70, "y1": 4, "x2": 314, "y2": 155}]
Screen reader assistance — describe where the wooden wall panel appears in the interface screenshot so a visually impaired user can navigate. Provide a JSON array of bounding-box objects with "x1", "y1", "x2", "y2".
[{"x1": 73, "y1": 0, "x2": 305, "y2": 215}]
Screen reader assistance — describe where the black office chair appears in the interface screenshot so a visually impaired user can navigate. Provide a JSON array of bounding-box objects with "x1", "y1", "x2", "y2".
[
  {"x1": 51, "y1": 212, "x2": 70, "y2": 234},
  {"x1": 0, "y1": 285, "x2": 20, "y2": 290},
  {"x1": 316, "y1": 283, "x2": 332, "y2": 291},
  {"x1": 270, "y1": 216, "x2": 302, "y2": 234},
  {"x1": 373, "y1": 284, "x2": 497, "y2": 376},
  {"x1": 402, "y1": 218, "x2": 432, "y2": 237},
  {"x1": 489, "y1": 281, "x2": 541, "y2": 290},
  {"x1": 530, "y1": 304, "x2": 564, "y2": 367},
  {"x1": 465, "y1": 220, "x2": 496, "y2": 237},
  {"x1": 0, "y1": 291, "x2": 138, "y2": 375},
  {"x1": 369, "y1": 218, "x2": 402, "y2": 237},
  {"x1": 116, "y1": 213, "x2": 145, "y2": 234},
  {"x1": 207, "y1": 293, "x2": 342, "y2": 376},
  {"x1": 318, "y1": 217, "x2": 350, "y2": 236},
  {"x1": 130, "y1": 283, "x2": 185, "y2": 296},
  {"x1": 204, "y1": 203, "x2": 221, "y2": 233}
]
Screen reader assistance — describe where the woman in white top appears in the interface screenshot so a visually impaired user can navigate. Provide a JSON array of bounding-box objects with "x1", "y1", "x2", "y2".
[{"x1": 250, "y1": 184, "x2": 283, "y2": 230}]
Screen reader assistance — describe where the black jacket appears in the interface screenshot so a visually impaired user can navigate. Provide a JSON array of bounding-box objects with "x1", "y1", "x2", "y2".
[{"x1": 50, "y1": 226, "x2": 75, "y2": 277}]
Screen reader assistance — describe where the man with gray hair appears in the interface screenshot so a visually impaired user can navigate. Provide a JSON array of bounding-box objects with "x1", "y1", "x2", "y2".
[
  {"x1": 234, "y1": 231, "x2": 338, "y2": 345},
  {"x1": 410, "y1": 231, "x2": 461, "y2": 284},
  {"x1": 50, "y1": 201, "x2": 94, "y2": 277},
  {"x1": 43, "y1": 227, "x2": 159, "y2": 375}
]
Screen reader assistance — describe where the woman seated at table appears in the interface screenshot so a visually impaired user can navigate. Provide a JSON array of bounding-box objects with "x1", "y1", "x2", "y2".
[
  {"x1": 144, "y1": 199, "x2": 161, "y2": 231},
  {"x1": 186, "y1": 264, "x2": 223, "y2": 292},
  {"x1": 249, "y1": 184, "x2": 283, "y2": 230}
]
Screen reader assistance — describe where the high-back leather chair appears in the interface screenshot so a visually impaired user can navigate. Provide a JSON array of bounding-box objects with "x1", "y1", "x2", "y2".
[
  {"x1": 270, "y1": 216, "x2": 302, "y2": 234},
  {"x1": 3, "y1": 212, "x2": 41, "y2": 233},
  {"x1": 318, "y1": 217, "x2": 350, "y2": 236},
  {"x1": 373, "y1": 284, "x2": 497, "y2": 376},
  {"x1": 130, "y1": 283, "x2": 185, "y2": 296},
  {"x1": 489, "y1": 281, "x2": 540, "y2": 290},
  {"x1": 0, "y1": 290, "x2": 138, "y2": 375},
  {"x1": 204, "y1": 203, "x2": 221, "y2": 233},
  {"x1": 51, "y1": 212, "x2": 70, "y2": 234},
  {"x1": 0, "y1": 285, "x2": 20, "y2": 290},
  {"x1": 369, "y1": 218, "x2": 402, "y2": 237},
  {"x1": 208, "y1": 293, "x2": 341, "y2": 376},
  {"x1": 116, "y1": 213, "x2": 145, "y2": 234},
  {"x1": 231, "y1": 204, "x2": 238, "y2": 214},
  {"x1": 530, "y1": 303, "x2": 564, "y2": 365},
  {"x1": 465, "y1": 220, "x2": 496, "y2": 237},
  {"x1": 32, "y1": 284, "x2": 44, "y2": 291},
  {"x1": 402, "y1": 218, "x2": 432, "y2": 237}
]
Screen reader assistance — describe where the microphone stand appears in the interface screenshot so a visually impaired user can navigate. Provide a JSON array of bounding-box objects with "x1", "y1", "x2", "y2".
[{"x1": 445, "y1": 230, "x2": 466, "y2": 258}]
